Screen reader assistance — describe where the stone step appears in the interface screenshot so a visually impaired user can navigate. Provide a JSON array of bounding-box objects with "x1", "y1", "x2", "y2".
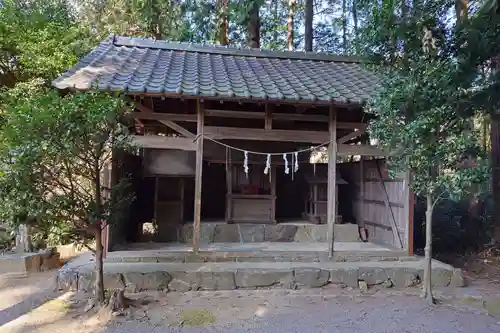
[
  {"x1": 56, "y1": 259, "x2": 464, "y2": 293},
  {"x1": 104, "y1": 250, "x2": 415, "y2": 264}
]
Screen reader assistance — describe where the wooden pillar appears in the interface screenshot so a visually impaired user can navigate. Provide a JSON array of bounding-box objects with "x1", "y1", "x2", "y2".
[
  {"x1": 327, "y1": 106, "x2": 337, "y2": 259},
  {"x1": 270, "y1": 166, "x2": 277, "y2": 223},
  {"x1": 226, "y1": 149, "x2": 233, "y2": 222},
  {"x1": 193, "y1": 100, "x2": 204, "y2": 252},
  {"x1": 359, "y1": 140, "x2": 365, "y2": 230}
]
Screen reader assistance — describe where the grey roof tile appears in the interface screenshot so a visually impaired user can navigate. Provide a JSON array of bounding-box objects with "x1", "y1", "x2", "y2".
[{"x1": 52, "y1": 36, "x2": 380, "y2": 104}]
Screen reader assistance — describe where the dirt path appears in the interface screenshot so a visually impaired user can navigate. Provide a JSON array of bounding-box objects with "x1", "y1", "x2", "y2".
[{"x1": 0, "y1": 271, "x2": 500, "y2": 333}]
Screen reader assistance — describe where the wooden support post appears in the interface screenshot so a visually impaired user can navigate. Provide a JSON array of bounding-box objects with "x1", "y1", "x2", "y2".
[
  {"x1": 226, "y1": 148, "x2": 233, "y2": 223},
  {"x1": 193, "y1": 100, "x2": 204, "y2": 252},
  {"x1": 180, "y1": 178, "x2": 185, "y2": 224},
  {"x1": 270, "y1": 166, "x2": 276, "y2": 223},
  {"x1": 265, "y1": 104, "x2": 272, "y2": 130},
  {"x1": 154, "y1": 176, "x2": 159, "y2": 233},
  {"x1": 359, "y1": 140, "x2": 365, "y2": 229},
  {"x1": 327, "y1": 106, "x2": 337, "y2": 259}
]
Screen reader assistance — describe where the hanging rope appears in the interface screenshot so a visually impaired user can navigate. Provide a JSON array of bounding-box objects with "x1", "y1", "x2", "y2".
[{"x1": 198, "y1": 134, "x2": 333, "y2": 156}]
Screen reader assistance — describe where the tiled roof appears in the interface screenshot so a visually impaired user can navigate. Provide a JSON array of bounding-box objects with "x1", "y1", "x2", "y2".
[{"x1": 52, "y1": 36, "x2": 380, "y2": 104}]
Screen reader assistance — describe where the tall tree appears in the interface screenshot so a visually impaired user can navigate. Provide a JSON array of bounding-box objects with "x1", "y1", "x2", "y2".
[
  {"x1": 304, "y1": 0, "x2": 314, "y2": 51},
  {"x1": 246, "y1": 0, "x2": 261, "y2": 47},
  {"x1": 218, "y1": 0, "x2": 230, "y2": 45},
  {"x1": 0, "y1": 85, "x2": 133, "y2": 305},
  {"x1": 342, "y1": 0, "x2": 348, "y2": 53},
  {"x1": 287, "y1": 0, "x2": 296, "y2": 50}
]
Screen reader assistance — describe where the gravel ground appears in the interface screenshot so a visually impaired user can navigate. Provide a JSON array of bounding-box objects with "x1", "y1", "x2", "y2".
[{"x1": 1, "y1": 272, "x2": 500, "y2": 333}]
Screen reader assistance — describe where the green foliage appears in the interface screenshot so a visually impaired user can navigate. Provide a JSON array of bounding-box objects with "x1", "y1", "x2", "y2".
[
  {"x1": 0, "y1": 82, "x2": 134, "y2": 244},
  {"x1": 0, "y1": 0, "x2": 94, "y2": 88},
  {"x1": 364, "y1": 1, "x2": 490, "y2": 203}
]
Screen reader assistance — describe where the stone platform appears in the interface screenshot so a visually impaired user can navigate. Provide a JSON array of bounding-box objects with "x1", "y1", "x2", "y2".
[
  {"x1": 155, "y1": 222, "x2": 360, "y2": 243},
  {"x1": 56, "y1": 242, "x2": 464, "y2": 293},
  {"x1": 111, "y1": 242, "x2": 408, "y2": 263},
  {"x1": 56, "y1": 258, "x2": 464, "y2": 293}
]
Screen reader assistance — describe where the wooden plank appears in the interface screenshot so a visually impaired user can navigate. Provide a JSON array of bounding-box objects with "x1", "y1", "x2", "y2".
[
  {"x1": 337, "y1": 126, "x2": 367, "y2": 144},
  {"x1": 363, "y1": 198, "x2": 404, "y2": 208},
  {"x1": 133, "y1": 111, "x2": 197, "y2": 122},
  {"x1": 205, "y1": 109, "x2": 366, "y2": 128},
  {"x1": 337, "y1": 144, "x2": 388, "y2": 156},
  {"x1": 192, "y1": 101, "x2": 204, "y2": 252},
  {"x1": 376, "y1": 160, "x2": 404, "y2": 249},
  {"x1": 131, "y1": 135, "x2": 196, "y2": 150},
  {"x1": 204, "y1": 126, "x2": 329, "y2": 143},
  {"x1": 363, "y1": 220, "x2": 392, "y2": 231},
  {"x1": 327, "y1": 105, "x2": 337, "y2": 259},
  {"x1": 159, "y1": 119, "x2": 195, "y2": 138}
]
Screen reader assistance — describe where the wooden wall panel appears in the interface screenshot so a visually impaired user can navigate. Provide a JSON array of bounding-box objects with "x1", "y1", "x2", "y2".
[{"x1": 341, "y1": 159, "x2": 410, "y2": 250}]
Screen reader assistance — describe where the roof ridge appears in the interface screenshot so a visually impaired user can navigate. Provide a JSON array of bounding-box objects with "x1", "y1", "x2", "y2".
[{"x1": 111, "y1": 36, "x2": 363, "y2": 64}]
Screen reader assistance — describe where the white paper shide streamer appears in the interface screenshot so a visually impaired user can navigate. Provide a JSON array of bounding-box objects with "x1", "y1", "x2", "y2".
[
  {"x1": 283, "y1": 153, "x2": 289, "y2": 174},
  {"x1": 264, "y1": 154, "x2": 271, "y2": 175},
  {"x1": 244, "y1": 151, "x2": 249, "y2": 177}
]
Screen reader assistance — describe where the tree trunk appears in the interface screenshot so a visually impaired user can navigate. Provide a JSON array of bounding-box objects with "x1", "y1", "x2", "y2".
[
  {"x1": 304, "y1": 0, "x2": 313, "y2": 52},
  {"x1": 247, "y1": 2, "x2": 260, "y2": 48},
  {"x1": 94, "y1": 226, "x2": 105, "y2": 303},
  {"x1": 491, "y1": 115, "x2": 500, "y2": 242},
  {"x1": 287, "y1": 0, "x2": 296, "y2": 51},
  {"x1": 93, "y1": 153, "x2": 105, "y2": 303},
  {"x1": 455, "y1": 0, "x2": 468, "y2": 21},
  {"x1": 218, "y1": 0, "x2": 229, "y2": 45},
  {"x1": 352, "y1": 0, "x2": 359, "y2": 54},
  {"x1": 342, "y1": 0, "x2": 347, "y2": 54},
  {"x1": 422, "y1": 192, "x2": 435, "y2": 304}
]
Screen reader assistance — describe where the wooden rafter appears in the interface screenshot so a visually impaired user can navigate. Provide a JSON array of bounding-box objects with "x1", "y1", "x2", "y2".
[
  {"x1": 160, "y1": 119, "x2": 195, "y2": 138},
  {"x1": 134, "y1": 102, "x2": 195, "y2": 138},
  {"x1": 204, "y1": 126, "x2": 329, "y2": 143},
  {"x1": 337, "y1": 125, "x2": 367, "y2": 144}
]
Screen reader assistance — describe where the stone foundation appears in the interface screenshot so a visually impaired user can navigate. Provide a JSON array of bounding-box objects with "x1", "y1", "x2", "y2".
[
  {"x1": 178, "y1": 223, "x2": 360, "y2": 243},
  {"x1": 55, "y1": 260, "x2": 464, "y2": 293}
]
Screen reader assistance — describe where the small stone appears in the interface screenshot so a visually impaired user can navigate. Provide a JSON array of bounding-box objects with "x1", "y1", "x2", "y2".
[
  {"x1": 382, "y1": 279, "x2": 394, "y2": 288},
  {"x1": 450, "y1": 268, "x2": 465, "y2": 287},
  {"x1": 358, "y1": 281, "x2": 368, "y2": 293},
  {"x1": 112, "y1": 311, "x2": 125, "y2": 317},
  {"x1": 84, "y1": 298, "x2": 96, "y2": 312}
]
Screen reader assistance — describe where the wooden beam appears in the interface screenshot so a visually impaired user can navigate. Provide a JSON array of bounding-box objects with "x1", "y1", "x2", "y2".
[
  {"x1": 337, "y1": 126, "x2": 367, "y2": 144},
  {"x1": 192, "y1": 100, "x2": 204, "y2": 253},
  {"x1": 132, "y1": 112, "x2": 197, "y2": 122},
  {"x1": 159, "y1": 120, "x2": 195, "y2": 138},
  {"x1": 327, "y1": 106, "x2": 337, "y2": 259},
  {"x1": 132, "y1": 107, "x2": 366, "y2": 129},
  {"x1": 131, "y1": 135, "x2": 196, "y2": 150},
  {"x1": 204, "y1": 126, "x2": 329, "y2": 143},
  {"x1": 205, "y1": 109, "x2": 364, "y2": 128},
  {"x1": 337, "y1": 144, "x2": 388, "y2": 156}
]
